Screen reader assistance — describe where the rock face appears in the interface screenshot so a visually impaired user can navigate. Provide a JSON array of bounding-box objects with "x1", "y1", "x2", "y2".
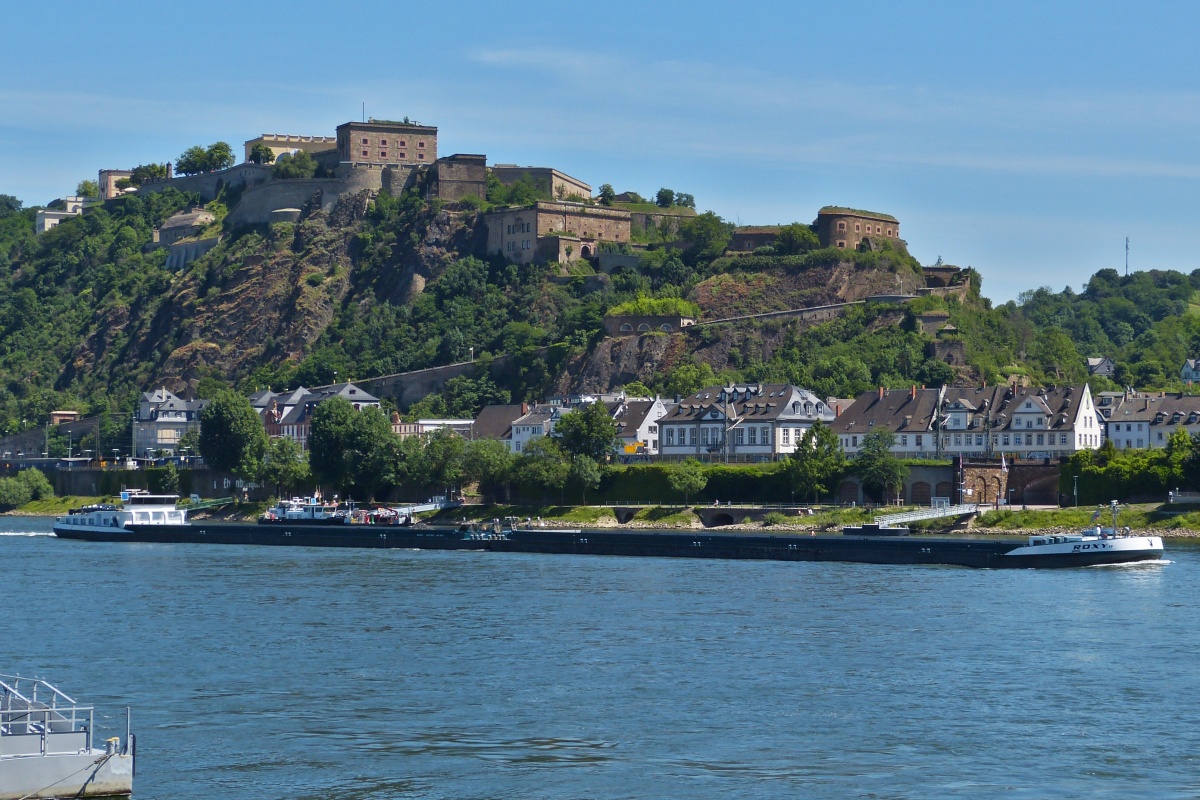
[{"x1": 63, "y1": 195, "x2": 481, "y2": 395}]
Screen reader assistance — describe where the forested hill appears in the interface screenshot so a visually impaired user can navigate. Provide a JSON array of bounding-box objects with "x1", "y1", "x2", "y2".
[{"x1": 0, "y1": 187, "x2": 1198, "y2": 436}]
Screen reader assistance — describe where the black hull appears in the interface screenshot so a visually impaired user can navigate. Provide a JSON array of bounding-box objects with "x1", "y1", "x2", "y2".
[{"x1": 51, "y1": 523, "x2": 1164, "y2": 569}]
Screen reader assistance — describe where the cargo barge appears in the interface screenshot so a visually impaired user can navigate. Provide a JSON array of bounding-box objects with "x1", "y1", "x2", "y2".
[{"x1": 52, "y1": 494, "x2": 1165, "y2": 569}]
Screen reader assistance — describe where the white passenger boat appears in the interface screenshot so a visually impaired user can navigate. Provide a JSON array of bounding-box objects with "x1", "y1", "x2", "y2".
[
  {"x1": 260, "y1": 496, "x2": 347, "y2": 525},
  {"x1": 0, "y1": 675, "x2": 134, "y2": 799},
  {"x1": 1004, "y1": 501, "x2": 1164, "y2": 566},
  {"x1": 53, "y1": 490, "x2": 185, "y2": 537}
]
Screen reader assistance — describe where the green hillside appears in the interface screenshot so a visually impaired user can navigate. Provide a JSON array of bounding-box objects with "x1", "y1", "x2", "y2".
[{"x1": 2, "y1": 187, "x2": 1198, "y2": 438}]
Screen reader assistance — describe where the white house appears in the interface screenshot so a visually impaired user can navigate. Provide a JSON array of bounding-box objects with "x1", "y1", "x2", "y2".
[
  {"x1": 831, "y1": 384, "x2": 1103, "y2": 459},
  {"x1": 658, "y1": 384, "x2": 835, "y2": 461}
]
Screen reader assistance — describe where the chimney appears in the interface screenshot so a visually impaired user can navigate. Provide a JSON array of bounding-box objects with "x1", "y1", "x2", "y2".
[
  {"x1": 878, "y1": 386, "x2": 885, "y2": 401},
  {"x1": 910, "y1": 385, "x2": 917, "y2": 400}
]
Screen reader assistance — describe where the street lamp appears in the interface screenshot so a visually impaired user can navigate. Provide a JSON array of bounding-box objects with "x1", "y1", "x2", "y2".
[
  {"x1": 84, "y1": 449, "x2": 92, "y2": 466},
  {"x1": 1073, "y1": 474, "x2": 1079, "y2": 507},
  {"x1": 112, "y1": 448, "x2": 119, "y2": 467}
]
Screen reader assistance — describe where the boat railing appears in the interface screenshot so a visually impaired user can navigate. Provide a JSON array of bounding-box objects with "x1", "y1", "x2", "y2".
[
  {"x1": 0, "y1": 675, "x2": 93, "y2": 756},
  {"x1": 875, "y1": 503, "x2": 979, "y2": 526}
]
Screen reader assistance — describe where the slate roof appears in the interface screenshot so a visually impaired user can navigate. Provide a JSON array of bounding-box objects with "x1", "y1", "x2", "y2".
[
  {"x1": 830, "y1": 385, "x2": 1091, "y2": 436},
  {"x1": 472, "y1": 404, "x2": 528, "y2": 440},
  {"x1": 1108, "y1": 393, "x2": 1200, "y2": 426},
  {"x1": 614, "y1": 400, "x2": 656, "y2": 439},
  {"x1": 663, "y1": 384, "x2": 834, "y2": 425}
]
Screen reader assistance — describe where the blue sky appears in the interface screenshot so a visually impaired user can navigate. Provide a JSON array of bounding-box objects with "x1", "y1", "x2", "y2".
[{"x1": 4, "y1": 1, "x2": 1200, "y2": 302}]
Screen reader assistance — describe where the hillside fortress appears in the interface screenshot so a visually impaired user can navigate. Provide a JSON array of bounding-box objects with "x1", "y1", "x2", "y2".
[{"x1": 118, "y1": 118, "x2": 593, "y2": 236}]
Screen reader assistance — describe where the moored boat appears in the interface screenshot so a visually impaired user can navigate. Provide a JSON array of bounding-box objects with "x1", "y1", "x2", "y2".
[
  {"x1": 53, "y1": 490, "x2": 185, "y2": 538},
  {"x1": 0, "y1": 675, "x2": 134, "y2": 800}
]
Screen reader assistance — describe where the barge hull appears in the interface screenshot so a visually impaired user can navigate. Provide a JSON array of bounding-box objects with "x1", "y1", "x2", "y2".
[{"x1": 52, "y1": 523, "x2": 1163, "y2": 568}]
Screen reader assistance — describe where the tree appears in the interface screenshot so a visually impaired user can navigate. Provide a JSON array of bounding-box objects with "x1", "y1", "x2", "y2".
[
  {"x1": 175, "y1": 142, "x2": 235, "y2": 176},
  {"x1": 678, "y1": 211, "x2": 734, "y2": 265},
  {"x1": 786, "y1": 421, "x2": 846, "y2": 502},
  {"x1": 308, "y1": 398, "x2": 396, "y2": 500},
  {"x1": 598, "y1": 183, "x2": 616, "y2": 206},
  {"x1": 424, "y1": 428, "x2": 466, "y2": 497},
  {"x1": 199, "y1": 390, "x2": 269, "y2": 484},
  {"x1": 655, "y1": 187, "x2": 675, "y2": 208},
  {"x1": 273, "y1": 150, "x2": 317, "y2": 180},
  {"x1": 76, "y1": 180, "x2": 99, "y2": 199},
  {"x1": 774, "y1": 223, "x2": 820, "y2": 255},
  {"x1": 205, "y1": 142, "x2": 235, "y2": 172},
  {"x1": 665, "y1": 362, "x2": 716, "y2": 398},
  {"x1": 667, "y1": 458, "x2": 708, "y2": 504},
  {"x1": 622, "y1": 381, "x2": 653, "y2": 398},
  {"x1": 248, "y1": 143, "x2": 277, "y2": 165},
  {"x1": 262, "y1": 436, "x2": 310, "y2": 497},
  {"x1": 673, "y1": 192, "x2": 695, "y2": 209},
  {"x1": 854, "y1": 429, "x2": 908, "y2": 503},
  {"x1": 463, "y1": 438, "x2": 515, "y2": 502},
  {"x1": 569, "y1": 455, "x2": 602, "y2": 504},
  {"x1": 130, "y1": 163, "x2": 169, "y2": 185},
  {"x1": 175, "y1": 145, "x2": 210, "y2": 176},
  {"x1": 514, "y1": 437, "x2": 570, "y2": 502},
  {"x1": 0, "y1": 194, "x2": 21, "y2": 216},
  {"x1": 553, "y1": 402, "x2": 617, "y2": 461}
]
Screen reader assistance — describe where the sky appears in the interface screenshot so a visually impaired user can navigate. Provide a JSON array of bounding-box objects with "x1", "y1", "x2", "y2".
[{"x1": 4, "y1": 1, "x2": 1200, "y2": 302}]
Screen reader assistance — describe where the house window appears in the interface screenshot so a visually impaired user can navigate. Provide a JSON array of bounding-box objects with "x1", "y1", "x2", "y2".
[
  {"x1": 762, "y1": 427, "x2": 771, "y2": 444},
  {"x1": 1002, "y1": 434, "x2": 1010, "y2": 446},
  {"x1": 953, "y1": 434, "x2": 961, "y2": 446},
  {"x1": 1061, "y1": 434, "x2": 1068, "y2": 444},
  {"x1": 380, "y1": 152, "x2": 387, "y2": 159},
  {"x1": 514, "y1": 441, "x2": 522, "y2": 453},
  {"x1": 782, "y1": 429, "x2": 790, "y2": 445},
  {"x1": 399, "y1": 152, "x2": 406, "y2": 159},
  {"x1": 1158, "y1": 432, "x2": 1164, "y2": 441},
  {"x1": 976, "y1": 434, "x2": 983, "y2": 446},
  {"x1": 361, "y1": 138, "x2": 369, "y2": 145},
  {"x1": 666, "y1": 428, "x2": 674, "y2": 446},
  {"x1": 380, "y1": 140, "x2": 387, "y2": 146},
  {"x1": 915, "y1": 435, "x2": 923, "y2": 447},
  {"x1": 701, "y1": 428, "x2": 710, "y2": 446},
  {"x1": 649, "y1": 425, "x2": 657, "y2": 434},
  {"x1": 419, "y1": 141, "x2": 425, "y2": 148},
  {"x1": 362, "y1": 150, "x2": 369, "y2": 157},
  {"x1": 748, "y1": 428, "x2": 757, "y2": 445},
  {"x1": 1025, "y1": 434, "x2": 1033, "y2": 445},
  {"x1": 400, "y1": 140, "x2": 406, "y2": 146},
  {"x1": 1037, "y1": 434, "x2": 1044, "y2": 445},
  {"x1": 852, "y1": 435, "x2": 858, "y2": 447},
  {"x1": 689, "y1": 428, "x2": 696, "y2": 446},
  {"x1": 855, "y1": 223, "x2": 861, "y2": 232},
  {"x1": 901, "y1": 435, "x2": 908, "y2": 446},
  {"x1": 736, "y1": 430, "x2": 744, "y2": 445},
  {"x1": 837, "y1": 222, "x2": 846, "y2": 231},
  {"x1": 418, "y1": 154, "x2": 425, "y2": 160}
]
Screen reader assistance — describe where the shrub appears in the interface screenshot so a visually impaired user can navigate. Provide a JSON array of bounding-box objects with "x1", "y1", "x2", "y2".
[{"x1": 762, "y1": 511, "x2": 789, "y2": 526}]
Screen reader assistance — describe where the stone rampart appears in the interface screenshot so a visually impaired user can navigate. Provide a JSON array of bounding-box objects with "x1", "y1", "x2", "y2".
[
  {"x1": 137, "y1": 164, "x2": 273, "y2": 203},
  {"x1": 166, "y1": 237, "x2": 220, "y2": 270},
  {"x1": 360, "y1": 348, "x2": 552, "y2": 410},
  {"x1": 224, "y1": 178, "x2": 353, "y2": 227}
]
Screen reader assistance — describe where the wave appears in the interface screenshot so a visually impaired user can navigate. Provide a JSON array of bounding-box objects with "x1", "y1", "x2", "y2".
[{"x1": 0, "y1": 531, "x2": 53, "y2": 537}]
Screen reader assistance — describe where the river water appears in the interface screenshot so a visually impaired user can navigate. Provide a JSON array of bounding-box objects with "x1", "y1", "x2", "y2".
[{"x1": 3, "y1": 516, "x2": 1198, "y2": 799}]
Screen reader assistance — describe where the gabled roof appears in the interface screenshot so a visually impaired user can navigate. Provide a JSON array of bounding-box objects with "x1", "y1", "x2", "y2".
[
  {"x1": 614, "y1": 400, "x2": 658, "y2": 438},
  {"x1": 473, "y1": 404, "x2": 528, "y2": 440},
  {"x1": 1109, "y1": 392, "x2": 1200, "y2": 425},
  {"x1": 662, "y1": 384, "x2": 834, "y2": 424}
]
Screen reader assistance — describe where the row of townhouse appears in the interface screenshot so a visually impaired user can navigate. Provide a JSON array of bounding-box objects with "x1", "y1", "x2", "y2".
[
  {"x1": 830, "y1": 384, "x2": 1104, "y2": 459},
  {"x1": 495, "y1": 396, "x2": 673, "y2": 455},
  {"x1": 1100, "y1": 389, "x2": 1200, "y2": 449},
  {"x1": 469, "y1": 385, "x2": 838, "y2": 461}
]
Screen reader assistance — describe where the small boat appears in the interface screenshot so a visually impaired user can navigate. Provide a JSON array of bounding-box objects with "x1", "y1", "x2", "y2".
[
  {"x1": 0, "y1": 675, "x2": 134, "y2": 799},
  {"x1": 260, "y1": 496, "x2": 349, "y2": 525},
  {"x1": 53, "y1": 490, "x2": 185, "y2": 538},
  {"x1": 1004, "y1": 501, "x2": 1164, "y2": 566}
]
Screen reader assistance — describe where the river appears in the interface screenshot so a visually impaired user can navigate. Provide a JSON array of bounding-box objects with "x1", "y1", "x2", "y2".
[{"x1": 3, "y1": 516, "x2": 1197, "y2": 799}]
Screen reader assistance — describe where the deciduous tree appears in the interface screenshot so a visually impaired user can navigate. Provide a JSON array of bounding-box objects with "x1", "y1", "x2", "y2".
[
  {"x1": 553, "y1": 402, "x2": 617, "y2": 461},
  {"x1": 786, "y1": 421, "x2": 845, "y2": 502},
  {"x1": 854, "y1": 429, "x2": 908, "y2": 503},
  {"x1": 248, "y1": 143, "x2": 277, "y2": 165},
  {"x1": 263, "y1": 435, "x2": 310, "y2": 497},
  {"x1": 667, "y1": 458, "x2": 708, "y2": 504},
  {"x1": 199, "y1": 390, "x2": 269, "y2": 483}
]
